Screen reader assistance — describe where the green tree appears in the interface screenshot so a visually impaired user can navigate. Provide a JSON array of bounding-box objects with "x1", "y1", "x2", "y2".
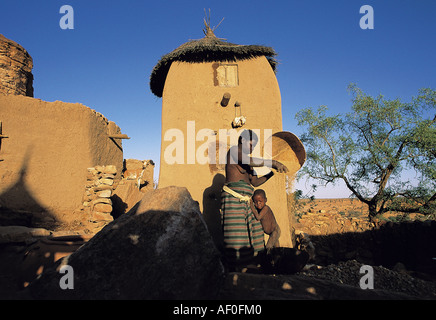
[{"x1": 296, "y1": 85, "x2": 436, "y2": 220}]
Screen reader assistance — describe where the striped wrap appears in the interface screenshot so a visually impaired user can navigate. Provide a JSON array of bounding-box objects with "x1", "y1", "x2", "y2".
[{"x1": 221, "y1": 180, "x2": 265, "y2": 254}]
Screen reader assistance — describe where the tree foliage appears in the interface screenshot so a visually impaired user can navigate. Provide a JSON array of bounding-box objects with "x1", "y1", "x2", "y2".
[{"x1": 296, "y1": 85, "x2": 436, "y2": 219}]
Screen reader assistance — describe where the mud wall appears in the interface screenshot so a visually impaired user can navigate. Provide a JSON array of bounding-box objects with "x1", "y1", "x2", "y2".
[
  {"x1": 158, "y1": 57, "x2": 298, "y2": 247},
  {"x1": 0, "y1": 94, "x2": 123, "y2": 223}
]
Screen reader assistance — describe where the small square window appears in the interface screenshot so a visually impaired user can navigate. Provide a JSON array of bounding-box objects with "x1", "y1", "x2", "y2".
[{"x1": 216, "y1": 64, "x2": 238, "y2": 87}]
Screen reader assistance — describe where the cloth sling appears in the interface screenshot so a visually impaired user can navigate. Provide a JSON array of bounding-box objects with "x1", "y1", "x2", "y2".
[
  {"x1": 221, "y1": 180, "x2": 265, "y2": 254},
  {"x1": 222, "y1": 185, "x2": 251, "y2": 203}
]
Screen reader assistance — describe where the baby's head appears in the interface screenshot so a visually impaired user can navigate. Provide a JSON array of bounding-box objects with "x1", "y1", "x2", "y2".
[{"x1": 252, "y1": 189, "x2": 267, "y2": 211}]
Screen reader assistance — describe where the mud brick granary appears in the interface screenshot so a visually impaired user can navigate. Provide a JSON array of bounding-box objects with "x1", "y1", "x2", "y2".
[{"x1": 150, "y1": 21, "x2": 305, "y2": 247}]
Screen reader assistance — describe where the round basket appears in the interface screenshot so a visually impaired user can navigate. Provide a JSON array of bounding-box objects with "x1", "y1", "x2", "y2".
[{"x1": 262, "y1": 131, "x2": 306, "y2": 175}]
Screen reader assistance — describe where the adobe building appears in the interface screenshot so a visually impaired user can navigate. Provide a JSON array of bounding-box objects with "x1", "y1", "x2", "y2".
[
  {"x1": 150, "y1": 24, "x2": 305, "y2": 248},
  {"x1": 0, "y1": 34, "x2": 125, "y2": 225}
]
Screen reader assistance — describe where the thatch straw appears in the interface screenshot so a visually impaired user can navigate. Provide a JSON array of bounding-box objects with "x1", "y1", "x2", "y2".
[{"x1": 149, "y1": 26, "x2": 278, "y2": 97}]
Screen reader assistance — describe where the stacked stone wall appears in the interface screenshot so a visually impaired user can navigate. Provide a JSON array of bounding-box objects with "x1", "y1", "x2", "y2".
[
  {"x1": 79, "y1": 160, "x2": 155, "y2": 229},
  {"x1": 80, "y1": 165, "x2": 119, "y2": 226},
  {"x1": 0, "y1": 34, "x2": 33, "y2": 97}
]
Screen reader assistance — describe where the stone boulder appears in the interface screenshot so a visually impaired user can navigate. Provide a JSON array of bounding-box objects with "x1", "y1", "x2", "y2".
[
  {"x1": 0, "y1": 34, "x2": 34, "y2": 97},
  {"x1": 27, "y1": 186, "x2": 224, "y2": 299}
]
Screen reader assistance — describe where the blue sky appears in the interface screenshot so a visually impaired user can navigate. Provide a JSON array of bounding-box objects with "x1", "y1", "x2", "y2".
[{"x1": 1, "y1": 0, "x2": 435, "y2": 198}]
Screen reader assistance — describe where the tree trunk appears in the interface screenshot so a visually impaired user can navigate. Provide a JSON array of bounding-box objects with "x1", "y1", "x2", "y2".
[{"x1": 368, "y1": 200, "x2": 378, "y2": 222}]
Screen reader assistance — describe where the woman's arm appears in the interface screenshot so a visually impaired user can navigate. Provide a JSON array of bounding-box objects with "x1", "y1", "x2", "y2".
[
  {"x1": 230, "y1": 146, "x2": 288, "y2": 173},
  {"x1": 250, "y1": 171, "x2": 274, "y2": 187},
  {"x1": 251, "y1": 158, "x2": 289, "y2": 174}
]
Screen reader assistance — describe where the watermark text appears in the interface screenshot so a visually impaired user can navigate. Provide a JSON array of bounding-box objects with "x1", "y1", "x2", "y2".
[{"x1": 59, "y1": 5, "x2": 74, "y2": 30}]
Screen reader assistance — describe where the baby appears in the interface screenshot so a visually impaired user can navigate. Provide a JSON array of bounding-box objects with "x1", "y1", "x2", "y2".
[{"x1": 250, "y1": 189, "x2": 281, "y2": 251}]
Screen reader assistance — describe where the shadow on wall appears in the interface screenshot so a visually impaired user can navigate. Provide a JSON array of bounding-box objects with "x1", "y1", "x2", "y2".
[
  {"x1": 202, "y1": 173, "x2": 225, "y2": 251},
  {"x1": 0, "y1": 150, "x2": 56, "y2": 226},
  {"x1": 111, "y1": 193, "x2": 128, "y2": 219}
]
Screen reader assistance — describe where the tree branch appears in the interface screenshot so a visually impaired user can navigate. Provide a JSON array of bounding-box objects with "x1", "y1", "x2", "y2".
[
  {"x1": 341, "y1": 175, "x2": 370, "y2": 204},
  {"x1": 351, "y1": 121, "x2": 384, "y2": 172}
]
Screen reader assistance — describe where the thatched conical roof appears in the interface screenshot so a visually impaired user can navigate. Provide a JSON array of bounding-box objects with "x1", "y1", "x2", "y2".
[{"x1": 149, "y1": 25, "x2": 278, "y2": 98}]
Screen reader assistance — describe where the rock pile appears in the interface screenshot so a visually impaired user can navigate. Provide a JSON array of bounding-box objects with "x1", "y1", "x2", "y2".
[
  {"x1": 122, "y1": 159, "x2": 154, "y2": 193},
  {"x1": 0, "y1": 34, "x2": 33, "y2": 97},
  {"x1": 298, "y1": 260, "x2": 436, "y2": 299},
  {"x1": 79, "y1": 165, "x2": 119, "y2": 225}
]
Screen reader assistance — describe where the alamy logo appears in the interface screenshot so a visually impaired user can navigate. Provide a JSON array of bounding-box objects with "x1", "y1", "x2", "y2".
[
  {"x1": 163, "y1": 123, "x2": 273, "y2": 166},
  {"x1": 59, "y1": 265, "x2": 74, "y2": 290},
  {"x1": 59, "y1": 5, "x2": 74, "y2": 30},
  {"x1": 360, "y1": 5, "x2": 374, "y2": 30},
  {"x1": 359, "y1": 265, "x2": 374, "y2": 289}
]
